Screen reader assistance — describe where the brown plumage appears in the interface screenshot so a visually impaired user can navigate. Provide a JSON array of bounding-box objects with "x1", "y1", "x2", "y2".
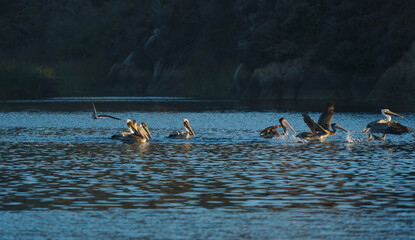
[
  {"x1": 260, "y1": 117, "x2": 296, "y2": 138},
  {"x1": 317, "y1": 101, "x2": 334, "y2": 131},
  {"x1": 111, "y1": 119, "x2": 152, "y2": 143},
  {"x1": 168, "y1": 119, "x2": 195, "y2": 139},
  {"x1": 297, "y1": 102, "x2": 349, "y2": 140}
]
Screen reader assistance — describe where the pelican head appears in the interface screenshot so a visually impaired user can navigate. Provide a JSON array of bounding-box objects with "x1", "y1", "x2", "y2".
[
  {"x1": 381, "y1": 109, "x2": 403, "y2": 119},
  {"x1": 331, "y1": 123, "x2": 349, "y2": 133},
  {"x1": 126, "y1": 119, "x2": 138, "y2": 134},
  {"x1": 183, "y1": 118, "x2": 195, "y2": 136},
  {"x1": 279, "y1": 117, "x2": 296, "y2": 134}
]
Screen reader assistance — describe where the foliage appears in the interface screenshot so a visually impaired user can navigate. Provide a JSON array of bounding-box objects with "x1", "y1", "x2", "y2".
[{"x1": 0, "y1": 0, "x2": 414, "y2": 99}]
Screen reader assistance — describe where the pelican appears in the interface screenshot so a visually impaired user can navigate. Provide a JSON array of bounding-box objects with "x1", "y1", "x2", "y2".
[
  {"x1": 363, "y1": 109, "x2": 410, "y2": 139},
  {"x1": 111, "y1": 119, "x2": 152, "y2": 143},
  {"x1": 260, "y1": 117, "x2": 296, "y2": 138},
  {"x1": 91, "y1": 100, "x2": 120, "y2": 120},
  {"x1": 168, "y1": 118, "x2": 195, "y2": 139},
  {"x1": 297, "y1": 102, "x2": 349, "y2": 141}
]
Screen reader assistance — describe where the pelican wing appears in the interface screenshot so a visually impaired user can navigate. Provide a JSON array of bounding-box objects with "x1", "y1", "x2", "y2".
[
  {"x1": 135, "y1": 124, "x2": 151, "y2": 140},
  {"x1": 302, "y1": 113, "x2": 327, "y2": 134},
  {"x1": 369, "y1": 121, "x2": 411, "y2": 134},
  {"x1": 168, "y1": 131, "x2": 186, "y2": 138},
  {"x1": 97, "y1": 114, "x2": 121, "y2": 120},
  {"x1": 259, "y1": 125, "x2": 281, "y2": 136},
  {"x1": 317, "y1": 101, "x2": 334, "y2": 131},
  {"x1": 91, "y1": 100, "x2": 120, "y2": 120},
  {"x1": 385, "y1": 122, "x2": 411, "y2": 134},
  {"x1": 91, "y1": 100, "x2": 97, "y2": 118}
]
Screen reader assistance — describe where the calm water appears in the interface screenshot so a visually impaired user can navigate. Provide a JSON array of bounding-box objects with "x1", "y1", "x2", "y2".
[{"x1": 1, "y1": 98, "x2": 415, "y2": 239}]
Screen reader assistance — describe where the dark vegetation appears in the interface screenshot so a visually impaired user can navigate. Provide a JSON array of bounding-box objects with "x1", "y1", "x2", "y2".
[{"x1": 1, "y1": 0, "x2": 415, "y2": 102}]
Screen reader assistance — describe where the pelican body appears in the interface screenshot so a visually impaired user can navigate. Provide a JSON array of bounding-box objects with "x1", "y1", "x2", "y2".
[
  {"x1": 110, "y1": 130, "x2": 131, "y2": 140},
  {"x1": 297, "y1": 102, "x2": 349, "y2": 141},
  {"x1": 112, "y1": 119, "x2": 152, "y2": 143},
  {"x1": 260, "y1": 117, "x2": 296, "y2": 138},
  {"x1": 168, "y1": 119, "x2": 195, "y2": 139},
  {"x1": 91, "y1": 100, "x2": 120, "y2": 120},
  {"x1": 363, "y1": 109, "x2": 410, "y2": 139}
]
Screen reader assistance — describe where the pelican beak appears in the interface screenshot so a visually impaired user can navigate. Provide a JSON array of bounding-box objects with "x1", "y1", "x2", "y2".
[
  {"x1": 363, "y1": 127, "x2": 370, "y2": 135},
  {"x1": 334, "y1": 124, "x2": 350, "y2": 133},
  {"x1": 184, "y1": 119, "x2": 195, "y2": 136},
  {"x1": 385, "y1": 109, "x2": 403, "y2": 118},
  {"x1": 281, "y1": 118, "x2": 296, "y2": 134},
  {"x1": 142, "y1": 123, "x2": 152, "y2": 140}
]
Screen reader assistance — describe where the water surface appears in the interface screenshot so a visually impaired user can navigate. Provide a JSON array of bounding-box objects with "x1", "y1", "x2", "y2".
[{"x1": 1, "y1": 98, "x2": 414, "y2": 239}]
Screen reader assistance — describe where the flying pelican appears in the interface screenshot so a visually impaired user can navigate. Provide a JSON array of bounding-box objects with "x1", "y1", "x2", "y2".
[
  {"x1": 363, "y1": 109, "x2": 410, "y2": 139},
  {"x1": 260, "y1": 117, "x2": 296, "y2": 138},
  {"x1": 168, "y1": 118, "x2": 195, "y2": 139},
  {"x1": 111, "y1": 119, "x2": 152, "y2": 143},
  {"x1": 91, "y1": 100, "x2": 120, "y2": 120},
  {"x1": 297, "y1": 102, "x2": 349, "y2": 141}
]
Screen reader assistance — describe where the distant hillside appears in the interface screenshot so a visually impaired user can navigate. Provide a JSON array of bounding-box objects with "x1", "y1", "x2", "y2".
[{"x1": 1, "y1": 0, "x2": 415, "y2": 103}]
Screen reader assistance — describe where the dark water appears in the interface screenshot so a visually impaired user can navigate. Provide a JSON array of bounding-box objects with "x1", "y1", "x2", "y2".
[{"x1": 1, "y1": 98, "x2": 414, "y2": 239}]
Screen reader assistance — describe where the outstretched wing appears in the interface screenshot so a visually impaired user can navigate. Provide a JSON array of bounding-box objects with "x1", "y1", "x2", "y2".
[
  {"x1": 318, "y1": 101, "x2": 334, "y2": 131},
  {"x1": 92, "y1": 100, "x2": 120, "y2": 120},
  {"x1": 97, "y1": 114, "x2": 121, "y2": 120},
  {"x1": 302, "y1": 113, "x2": 327, "y2": 134},
  {"x1": 259, "y1": 125, "x2": 281, "y2": 136},
  {"x1": 91, "y1": 100, "x2": 97, "y2": 118}
]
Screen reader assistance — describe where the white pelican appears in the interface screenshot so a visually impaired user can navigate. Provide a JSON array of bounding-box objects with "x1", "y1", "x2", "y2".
[
  {"x1": 297, "y1": 102, "x2": 349, "y2": 141},
  {"x1": 260, "y1": 117, "x2": 296, "y2": 138},
  {"x1": 363, "y1": 109, "x2": 410, "y2": 139},
  {"x1": 91, "y1": 100, "x2": 120, "y2": 120},
  {"x1": 168, "y1": 118, "x2": 195, "y2": 139}
]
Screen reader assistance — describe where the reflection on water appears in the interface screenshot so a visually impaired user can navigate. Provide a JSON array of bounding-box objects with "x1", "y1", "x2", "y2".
[
  {"x1": 0, "y1": 99, "x2": 414, "y2": 238},
  {"x1": 4, "y1": 140, "x2": 413, "y2": 211}
]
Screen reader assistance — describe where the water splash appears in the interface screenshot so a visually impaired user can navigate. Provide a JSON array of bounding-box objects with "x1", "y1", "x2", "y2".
[{"x1": 345, "y1": 133, "x2": 357, "y2": 143}]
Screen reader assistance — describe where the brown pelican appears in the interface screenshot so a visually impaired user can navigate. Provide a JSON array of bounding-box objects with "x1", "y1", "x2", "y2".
[
  {"x1": 260, "y1": 117, "x2": 296, "y2": 138},
  {"x1": 297, "y1": 102, "x2": 349, "y2": 141},
  {"x1": 91, "y1": 100, "x2": 120, "y2": 120},
  {"x1": 168, "y1": 118, "x2": 195, "y2": 139},
  {"x1": 363, "y1": 109, "x2": 410, "y2": 139},
  {"x1": 112, "y1": 119, "x2": 152, "y2": 142}
]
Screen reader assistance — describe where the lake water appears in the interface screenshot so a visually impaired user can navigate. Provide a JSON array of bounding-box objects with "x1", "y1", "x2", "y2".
[{"x1": 1, "y1": 97, "x2": 414, "y2": 239}]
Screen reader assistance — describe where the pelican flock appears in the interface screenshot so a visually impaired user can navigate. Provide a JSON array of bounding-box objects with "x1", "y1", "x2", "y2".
[
  {"x1": 89, "y1": 99, "x2": 411, "y2": 143},
  {"x1": 112, "y1": 119, "x2": 152, "y2": 143}
]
